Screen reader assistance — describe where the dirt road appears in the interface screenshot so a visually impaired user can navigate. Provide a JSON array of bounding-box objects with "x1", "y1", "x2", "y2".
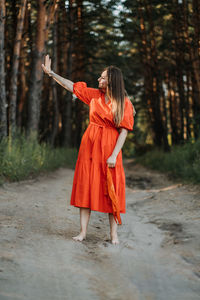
[{"x1": 0, "y1": 162, "x2": 200, "y2": 300}]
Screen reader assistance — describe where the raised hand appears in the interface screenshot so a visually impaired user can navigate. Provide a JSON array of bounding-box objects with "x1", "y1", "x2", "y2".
[{"x1": 41, "y1": 54, "x2": 52, "y2": 75}]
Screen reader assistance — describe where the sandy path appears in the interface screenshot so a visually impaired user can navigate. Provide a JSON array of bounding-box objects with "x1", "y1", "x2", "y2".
[{"x1": 0, "y1": 162, "x2": 200, "y2": 300}]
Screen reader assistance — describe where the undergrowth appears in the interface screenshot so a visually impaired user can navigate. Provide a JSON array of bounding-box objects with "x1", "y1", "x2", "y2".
[
  {"x1": 0, "y1": 134, "x2": 77, "y2": 183},
  {"x1": 136, "y1": 139, "x2": 200, "y2": 184}
]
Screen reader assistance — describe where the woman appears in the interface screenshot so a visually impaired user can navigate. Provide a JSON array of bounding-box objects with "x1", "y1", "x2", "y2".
[{"x1": 42, "y1": 55, "x2": 134, "y2": 244}]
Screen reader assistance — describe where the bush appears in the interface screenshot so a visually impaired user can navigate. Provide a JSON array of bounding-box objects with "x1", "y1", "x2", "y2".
[
  {"x1": 0, "y1": 134, "x2": 77, "y2": 183},
  {"x1": 136, "y1": 139, "x2": 200, "y2": 183}
]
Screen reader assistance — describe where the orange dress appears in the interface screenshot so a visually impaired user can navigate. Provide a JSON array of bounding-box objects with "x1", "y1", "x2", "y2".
[{"x1": 70, "y1": 82, "x2": 134, "y2": 215}]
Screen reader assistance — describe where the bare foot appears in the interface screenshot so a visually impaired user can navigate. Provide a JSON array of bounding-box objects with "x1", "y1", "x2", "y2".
[
  {"x1": 111, "y1": 235, "x2": 119, "y2": 245},
  {"x1": 72, "y1": 233, "x2": 86, "y2": 242}
]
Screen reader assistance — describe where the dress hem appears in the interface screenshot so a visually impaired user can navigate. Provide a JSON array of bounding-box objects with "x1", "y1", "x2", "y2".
[{"x1": 70, "y1": 204, "x2": 126, "y2": 214}]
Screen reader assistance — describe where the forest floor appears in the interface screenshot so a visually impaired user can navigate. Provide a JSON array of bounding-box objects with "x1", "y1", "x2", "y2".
[{"x1": 0, "y1": 161, "x2": 200, "y2": 300}]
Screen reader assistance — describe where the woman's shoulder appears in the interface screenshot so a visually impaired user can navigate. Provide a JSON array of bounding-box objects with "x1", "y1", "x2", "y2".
[{"x1": 73, "y1": 81, "x2": 102, "y2": 105}]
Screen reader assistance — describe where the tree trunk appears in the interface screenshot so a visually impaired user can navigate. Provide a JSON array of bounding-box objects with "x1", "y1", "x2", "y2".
[
  {"x1": 50, "y1": 13, "x2": 59, "y2": 146},
  {"x1": 9, "y1": 0, "x2": 27, "y2": 136},
  {"x1": 62, "y1": 0, "x2": 75, "y2": 147},
  {"x1": 73, "y1": 0, "x2": 86, "y2": 148},
  {"x1": 192, "y1": 0, "x2": 200, "y2": 92},
  {"x1": 0, "y1": 0, "x2": 7, "y2": 139},
  {"x1": 145, "y1": 1, "x2": 169, "y2": 150},
  {"x1": 138, "y1": 1, "x2": 169, "y2": 150},
  {"x1": 17, "y1": 10, "x2": 28, "y2": 129},
  {"x1": 27, "y1": 0, "x2": 46, "y2": 135},
  {"x1": 174, "y1": 0, "x2": 187, "y2": 141},
  {"x1": 191, "y1": 0, "x2": 200, "y2": 137},
  {"x1": 183, "y1": 0, "x2": 193, "y2": 140},
  {"x1": 27, "y1": 0, "x2": 59, "y2": 136}
]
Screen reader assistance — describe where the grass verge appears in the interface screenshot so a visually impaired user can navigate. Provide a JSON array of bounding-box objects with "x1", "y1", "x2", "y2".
[
  {"x1": 0, "y1": 135, "x2": 77, "y2": 184},
  {"x1": 136, "y1": 139, "x2": 200, "y2": 184}
]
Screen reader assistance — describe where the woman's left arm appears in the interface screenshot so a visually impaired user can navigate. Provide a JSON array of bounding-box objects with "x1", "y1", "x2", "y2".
[{"x1": 106, "y1": 128, "x2": 128, "y2": 168}]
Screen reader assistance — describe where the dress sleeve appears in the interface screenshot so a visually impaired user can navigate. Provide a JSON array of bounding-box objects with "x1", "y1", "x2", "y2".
[
  {"x1": 119, "y1": 98, "x2": 134, "y2": 131},
  {"x1": 73, "y1": 82, "x2": 100, "y2": 105}
]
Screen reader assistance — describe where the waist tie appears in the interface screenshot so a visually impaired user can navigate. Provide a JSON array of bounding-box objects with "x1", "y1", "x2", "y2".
[{"x1": 89, "y1": 122, "x2": 122, "y2": 225}]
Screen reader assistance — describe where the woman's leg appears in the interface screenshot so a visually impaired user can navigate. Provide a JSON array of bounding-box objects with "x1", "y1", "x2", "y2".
[
  {"x1": 73, "y1": 208, "x2": 91, "y2": 241},
  {"x1": 108, "y1": 213, "x2": 119, "y2": 244}
]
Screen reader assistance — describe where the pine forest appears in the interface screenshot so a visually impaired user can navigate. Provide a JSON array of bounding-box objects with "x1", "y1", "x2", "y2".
[{"x1": 0, "y1": 0, "x2": 200, "y2": 181}]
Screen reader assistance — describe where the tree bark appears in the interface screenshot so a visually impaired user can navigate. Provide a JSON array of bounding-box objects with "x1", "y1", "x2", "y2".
[
  {"x1": 61, "y1": 0, "x2": 75, "y2": 147},
  {"x1": 0, "y1": 0, "x2": 7, "y2": 139},
  {"x1": 50, "y1": 13, "x2": 59, "y2": 146},
  {"x1": 9, "y1": 0, "x2": 27, "y2": 136},
  {"x1": 17, "y1": 7, "x2": 28, "y2": 128},
  {"x1": 27, "y1": 0, "x2": 46, "y2": 135},
  {"x1": 191, "y1": 0, "x2": 200, "y2": 137},
  {"x1": 27, "y1": 0, "x2": 59, "y2": 136},
  {"x1": 138, "y1": 1, "x2": 169, "y2": 150},
  {"x1": 145, "y1": 1, "x2": 169, "y2": 150},
  {"x1": 192, "y1": 0, "x2": 200, "y2": 92}
]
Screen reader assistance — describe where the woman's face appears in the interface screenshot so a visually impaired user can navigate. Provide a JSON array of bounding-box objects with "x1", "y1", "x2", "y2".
[{"x1": 98, "y1": 70, "x2": 108, "y2": 91}]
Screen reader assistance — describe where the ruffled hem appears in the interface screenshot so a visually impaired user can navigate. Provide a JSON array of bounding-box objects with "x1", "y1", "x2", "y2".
[{"x1": 71, "y1": 204, "x2": 126, "y2": 214}]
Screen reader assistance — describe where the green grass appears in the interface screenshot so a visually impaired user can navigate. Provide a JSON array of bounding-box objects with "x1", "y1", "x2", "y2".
[
  {"x1": 136, "y1": 139, "x2": 200, "y2": 184},
  {"x1": 0, "y1": 134, "x2": 77, "y2": 183}
]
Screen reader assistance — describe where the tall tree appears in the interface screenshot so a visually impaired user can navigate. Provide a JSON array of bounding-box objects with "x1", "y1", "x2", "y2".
[
  {"x1": 50, "y1": 12, "x2": 59, "y2": 145},
  {"x1": 17, "y1": 5, "x2": 29, "y2": 128},
  {"x1": 191, "y1": 0, "x2": 200, "y2": 137},
  {"x1": 61, "y1": 0, "x2": 75, "y2": 147},
  {"x1": 0, "y1": 0, "x2": 7, "y2": 139},
  {"x1": 74, "y1": 0, "x2": 85, "y2": 147},
  {"x1": 27, "y1": 0, "x2": 58, "y2": 136},
  {"x1": 9, "y1": 0, "x2": 27, "y2": 136}
]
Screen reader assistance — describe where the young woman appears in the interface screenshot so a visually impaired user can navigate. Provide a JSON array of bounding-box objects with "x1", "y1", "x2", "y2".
[{"x1": 42, "y1": 55, "x2": 134, "y2": 244}]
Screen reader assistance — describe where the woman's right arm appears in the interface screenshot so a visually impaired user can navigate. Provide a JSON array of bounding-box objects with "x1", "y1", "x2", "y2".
[{"x1": 42, "y1": 54, "x2": 74, "y2": 93}]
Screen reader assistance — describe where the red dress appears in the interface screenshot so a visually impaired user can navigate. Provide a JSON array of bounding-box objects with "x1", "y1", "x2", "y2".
[{"x1": 70, "y1": 82, "x2": 134, "y2": 215}]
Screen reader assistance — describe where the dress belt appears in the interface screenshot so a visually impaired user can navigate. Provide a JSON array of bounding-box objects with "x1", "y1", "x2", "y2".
[
  {"x1": 89, "y1": 121, "x2": 117, "y2": 177},
  {"x1": 89, "y1": 121, "x2": 122, "y2": 225},
  {"x1": 89, "y1": 121, "x2": 117, "y2": 130}
]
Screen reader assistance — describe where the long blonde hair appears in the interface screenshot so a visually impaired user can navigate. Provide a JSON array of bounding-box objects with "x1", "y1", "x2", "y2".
[{"x1": 105, "y1": 66, "x2": 125, "y2": 127}]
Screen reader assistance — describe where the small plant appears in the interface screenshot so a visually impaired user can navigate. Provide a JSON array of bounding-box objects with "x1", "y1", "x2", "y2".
[
  {"x1": 0, "y1": 134, "x2": 77, "y2": 183},
  {"x1": 136, "y1": 139, "x2": 200, "y2": 184}
]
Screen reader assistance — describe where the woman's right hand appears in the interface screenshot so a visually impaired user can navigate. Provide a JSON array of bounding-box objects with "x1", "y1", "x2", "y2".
[{"x1": 42, "y1": 54, "x2": 52, "y2": 75}]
